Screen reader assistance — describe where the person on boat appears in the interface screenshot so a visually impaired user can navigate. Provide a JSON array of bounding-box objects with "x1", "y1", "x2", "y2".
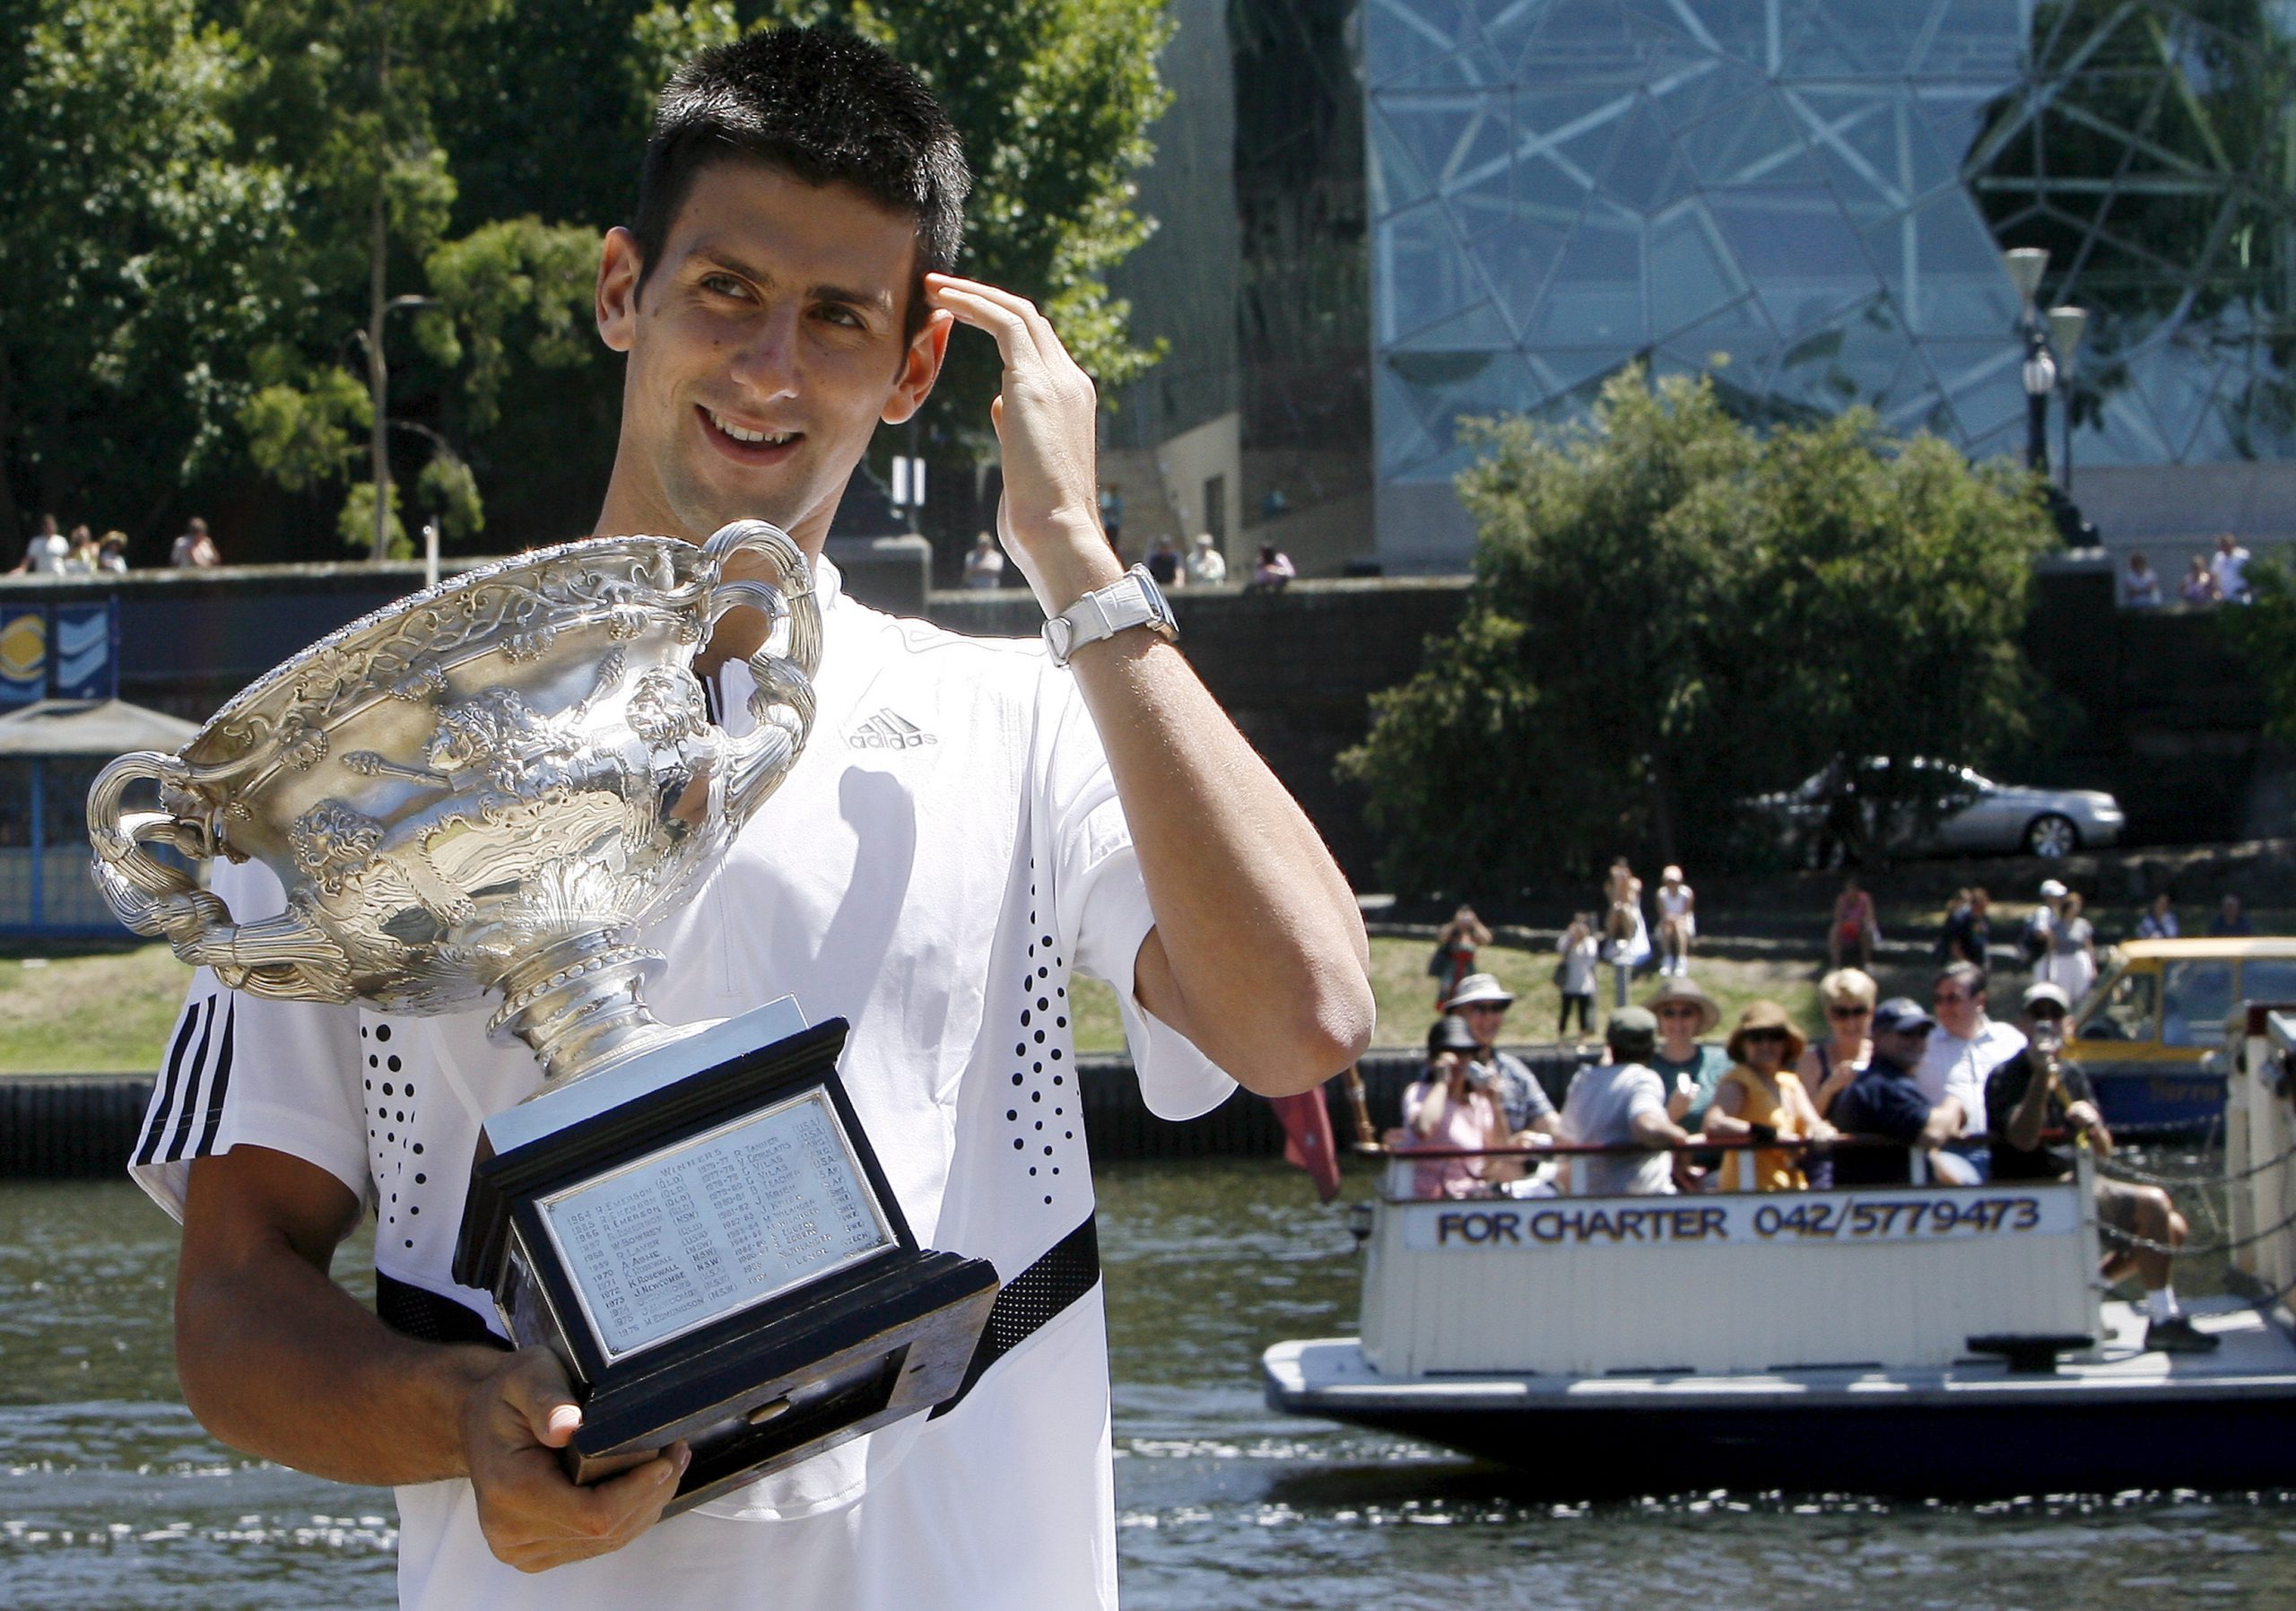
[
  {"x1": 1557, "y1": 1007, "x2": 1691, "y2": 1197},
  {"x1": 1798, "y1": 968, "x2": 1874, "y2": 1122},
  {"x1": 1441, "y1": 973, "x2": 1560, "y2": 1138},
  {"x1": 1987, "y1": 982, "x2": 2220, "y2": 1354},
  {"x1": 1400, "y1": 1015, "x2": 1516, "y2": 1199},
  {"x1": 1650, "y1": 975, "x2": 1727, "y2": 1128},
  {"x1": 1703, "y1": 1002, "x2": 1833, "y2": 1192},
  {"x1": 1915, "y1": 961, "x2": 2022, "y2": 1182},
  {"x1": 1831, "y1": 998, "x2": 1961, "y2": 1186},
  {"x1": 1648, "y1": 975, "x2": 1727, "y2": 1190},
  {"x1": 1653, "y1": 864, "x2": 1695, "y2": 977}
]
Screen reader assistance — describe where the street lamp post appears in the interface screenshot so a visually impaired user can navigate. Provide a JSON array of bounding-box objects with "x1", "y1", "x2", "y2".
[
  {"x1": 2047, "y1": 303, "x2": 2089, "y2": 494},
  {"x1": 2005, "y1": 247, "x2": 2054, "y2": 477}
]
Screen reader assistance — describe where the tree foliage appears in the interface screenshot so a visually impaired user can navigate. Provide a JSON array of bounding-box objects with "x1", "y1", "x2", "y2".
[
  {"x1": 0, "y1": 0, "x2": 292, "y2": 540},
  {"x1": 1340, "y1": 369, "x2": 2059, "y2": 897},
  {"x1": 1, "y1": 0, "x2": 1171, "y2": 556},
  {"x1": 2219, "y1": 554, "x2": 2296, "y2": 743}
]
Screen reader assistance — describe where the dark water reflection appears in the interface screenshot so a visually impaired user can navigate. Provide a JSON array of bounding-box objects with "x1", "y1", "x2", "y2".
[{"x1": 3, "y1": 1163, "x2": 2293, "y2": 1608}]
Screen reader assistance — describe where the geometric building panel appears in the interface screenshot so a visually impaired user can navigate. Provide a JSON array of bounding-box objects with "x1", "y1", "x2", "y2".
[{"x1": 1368, "y1": 0, "x2": 2296, "y2": 486}]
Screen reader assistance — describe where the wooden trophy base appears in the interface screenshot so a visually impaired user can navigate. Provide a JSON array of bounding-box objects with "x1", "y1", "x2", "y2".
[{"x1": 453, "y1": 1016, "x2": 1000, "y2": 1515}]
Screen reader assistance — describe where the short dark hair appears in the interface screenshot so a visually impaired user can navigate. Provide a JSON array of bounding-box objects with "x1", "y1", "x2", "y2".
[
  {"x1": 1935, "y1": 960, "x2": 1987, "y2": 1001},
  {"x1": 631, "y1": 27, "x2": 970, "y2": 339}
]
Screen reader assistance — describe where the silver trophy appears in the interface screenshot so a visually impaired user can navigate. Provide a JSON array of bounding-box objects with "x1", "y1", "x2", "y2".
[{"x1": 87, "y1": 522, "x2": 997, "y2": 1511}]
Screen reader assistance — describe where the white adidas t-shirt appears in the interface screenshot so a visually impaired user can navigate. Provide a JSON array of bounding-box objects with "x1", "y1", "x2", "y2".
[{"x1": 129, "y1": 557, "x2": 1235, "y2": 1610}]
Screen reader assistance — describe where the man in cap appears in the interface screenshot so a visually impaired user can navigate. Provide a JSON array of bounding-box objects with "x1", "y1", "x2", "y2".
[
  {"x1": 1831, "y1": 998, "x2": 1961, "y2": 1186},
  {"x1": 1557, "y1": 1006, "x2": 1690, "y2": 1196},
  {"x1": 1443, "y1": 973, "x2": 1559, "y2": 1137},
  {"x1": 1987, "y1": 982, "x2": 2219, "y2": 1354}
]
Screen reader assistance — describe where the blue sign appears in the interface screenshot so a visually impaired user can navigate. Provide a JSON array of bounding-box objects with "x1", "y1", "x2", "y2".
[
  {"x1": 0, "y1": 599, "x2": 118, "y2": 705},
  {"x1": 50, "y1": 603, "x2": 117, "y2": 700}
]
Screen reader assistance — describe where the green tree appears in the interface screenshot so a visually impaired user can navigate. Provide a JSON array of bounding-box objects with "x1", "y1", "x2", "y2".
[
  {"x1": 0, "y1": 0, "x2": 292, "y2": 544},
  {"x1": 2219, "y1": 553, "x2": 2296, "y2": 741},
  {"x1": 1340, "y1": 369, "x2": 2058, "y2": 897},
  {"x1": 229, "y1": 0, "x2": 600, "y2": 559},
  {"x1": 621, "y1": 1, "x2": 1172, "y2": 451}
]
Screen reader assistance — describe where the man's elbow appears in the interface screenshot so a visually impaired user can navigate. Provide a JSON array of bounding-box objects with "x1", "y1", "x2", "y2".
[
  {"x1": 175, "y1": 1280, "x2": 264, "y2": 1455},
  {"x1": 1239, "y1": 981, "x2": 1375, "y2": 1096}
]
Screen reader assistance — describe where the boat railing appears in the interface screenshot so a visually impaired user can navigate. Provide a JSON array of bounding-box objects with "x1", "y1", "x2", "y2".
[{"x1": 1371, "y1": 1133, "x2": 2026, "y2": 1203}]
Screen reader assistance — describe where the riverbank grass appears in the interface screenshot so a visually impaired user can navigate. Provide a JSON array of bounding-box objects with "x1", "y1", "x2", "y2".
[{"x1": 4, "y1": 936, "x2": 1866, "y2": 1074}]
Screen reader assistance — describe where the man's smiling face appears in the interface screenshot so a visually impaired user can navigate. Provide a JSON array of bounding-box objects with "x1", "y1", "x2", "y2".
[{"x1": 595, "y1": 157, "x2": 949, "y2": 551}]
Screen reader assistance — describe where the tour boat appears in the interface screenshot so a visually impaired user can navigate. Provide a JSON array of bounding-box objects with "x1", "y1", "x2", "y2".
[{"x1": 1264, "y1": 1015, "x2": 2296, "y2": 1497}]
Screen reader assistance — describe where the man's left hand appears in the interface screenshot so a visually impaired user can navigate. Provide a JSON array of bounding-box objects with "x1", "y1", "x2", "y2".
[{"x1": 926, "y1": 274, "x2": 1120, "y2": 616}]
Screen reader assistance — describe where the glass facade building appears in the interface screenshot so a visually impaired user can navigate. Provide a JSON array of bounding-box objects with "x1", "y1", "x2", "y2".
[{"x1": 1364, "y1": 0, "x2": 2296, "y2": 568}]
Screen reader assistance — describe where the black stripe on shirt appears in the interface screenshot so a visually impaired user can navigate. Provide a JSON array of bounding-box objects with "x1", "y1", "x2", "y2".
[
  {"x1": 191, "y1": 1000, "x2": 237, "y2": 1160},
  {"x1": 136, "y1": 996, "x2": 208, "y2": 1167},
  {"x1": 165, "y1": 995, "x2": 221, "y2": 1163}
]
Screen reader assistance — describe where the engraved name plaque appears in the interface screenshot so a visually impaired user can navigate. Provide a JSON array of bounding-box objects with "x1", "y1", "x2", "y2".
[{"x1": 538, "y1": 1089, "x2": 899, "y2": 1363}]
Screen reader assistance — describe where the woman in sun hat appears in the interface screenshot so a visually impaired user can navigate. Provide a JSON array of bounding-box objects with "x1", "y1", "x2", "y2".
[{"x1": 1704, "y1": 1000, "x2": 1832, "y2": 1192}]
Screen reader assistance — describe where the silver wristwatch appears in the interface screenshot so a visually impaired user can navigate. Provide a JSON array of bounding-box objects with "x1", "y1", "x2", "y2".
[{"x1": 1041, "y1": 564, "x2": 1179, "y2": 666}]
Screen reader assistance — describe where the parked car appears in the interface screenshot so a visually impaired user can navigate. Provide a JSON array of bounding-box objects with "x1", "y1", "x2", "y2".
[{"x1": 1750, "y1": 757, "x2": 2125, "y2": 863}]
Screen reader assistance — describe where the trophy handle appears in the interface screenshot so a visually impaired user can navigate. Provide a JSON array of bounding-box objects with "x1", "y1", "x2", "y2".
[
  {"x1": 86, "y1": 752, "x2": 356, "y2": 1001},
  {"x1": 701, "y1": 520, "x2": 823, "y2": 820}
]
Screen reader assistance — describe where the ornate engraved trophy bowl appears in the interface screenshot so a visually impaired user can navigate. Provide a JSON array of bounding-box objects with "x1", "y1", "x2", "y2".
[
  {"x1": 88, "y1": 518, "x2": 1001, "y2": 1511},
  {"x1": 86, "y1": 520, "x2": 822, "y2": 1087}
]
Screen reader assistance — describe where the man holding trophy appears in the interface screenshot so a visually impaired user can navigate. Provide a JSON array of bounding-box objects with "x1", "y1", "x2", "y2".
[{"x1": 100, "y1": 27, "x2": 1372, "y2": 1608}]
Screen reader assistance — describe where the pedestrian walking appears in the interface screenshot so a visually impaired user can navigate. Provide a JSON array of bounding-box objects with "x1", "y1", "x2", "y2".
[
  {"x1": 2036, "y1": 890, "x2": 2096, "y2": 1004},
  {"x1": 2121, "y1": 551, "x2": 2163, "y2": 607},
  {"x1": 2179, "y1": 554, "x2": 2218, "y2": 605},
  {"x1": 2210, "y1": 893, "x2": 2255, "y2": 937},
  {"x1": 1430, "y1": 903, "x2": 1491, "y2": 1011},
  {"x1": 1654, "y1": 864, "x2": 1695, "y2": 977},
  {"x1": 1937, "y1": 885, "x2": 1993, "y2": 968},
  {"x1": 1246, "y1": 543, "x2": 1294, "y2": 593},
  {"x1": 1554, "y1": 912, "x2": 1599, "y2": 1040},
  {"x1": 1830, "y1": 876, "x2": 1878, "y2": 970},
  {"x1": 170, "y1": 517, "x2": 220, "y2": 568},
  {"x1": 1144, "y1": 534, "x2": 1183, "y2": 588},
  {"x1": 961, "y1": 530, "x2": 1004, "y2": 589},
  {"x1": 2211, "y1": 533, "x2": 2253, "y2": 603},
  {"x1": 2136, "y1": 893, "x2": 2179, "y2": 940},
  {"x1": 1185, "y1": 533, "x2": 1226, "y2": 586},
  {"x1": 10, "y1": 513, "x2": 66, "y2": 575}
]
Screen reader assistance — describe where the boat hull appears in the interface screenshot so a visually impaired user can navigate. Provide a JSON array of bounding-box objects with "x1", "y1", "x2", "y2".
[{"x1": 1265, "y1": 1302, "x2": 2296, "y2": 1499}]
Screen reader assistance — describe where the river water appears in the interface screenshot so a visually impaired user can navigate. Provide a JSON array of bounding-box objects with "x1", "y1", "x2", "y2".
[{"x1": 3, "y1": 1162, "x2": 2292, "y2": 1609}]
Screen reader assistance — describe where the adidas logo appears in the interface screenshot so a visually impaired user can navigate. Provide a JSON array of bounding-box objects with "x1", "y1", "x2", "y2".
[{"x1": 847, "y1": 709, "x2": 937, "y2": 750}]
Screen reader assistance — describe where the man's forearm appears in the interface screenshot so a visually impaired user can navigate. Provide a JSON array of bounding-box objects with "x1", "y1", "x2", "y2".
[
  {"x1": 178, "y1": 1234, "x2": 497, "y2": 1487},
  {"x1": 1068, "y1": 624, "x2": 1373, "y2": 1094}
]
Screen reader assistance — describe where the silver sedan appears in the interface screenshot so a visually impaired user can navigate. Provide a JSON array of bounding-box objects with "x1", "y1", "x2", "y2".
[{"x1": 1753, "y1": 758, "x2": 2125, "y2": 861}]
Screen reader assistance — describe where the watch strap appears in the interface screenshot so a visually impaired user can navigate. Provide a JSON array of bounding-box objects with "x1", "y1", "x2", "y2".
[{"x1": 1042, "y1": 565, "x2": 1176, "y2": 666}]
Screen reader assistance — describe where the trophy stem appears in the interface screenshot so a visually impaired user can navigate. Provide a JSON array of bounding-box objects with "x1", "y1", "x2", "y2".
[{"x1": 490, "y1": 931, "x2": 685, "y2": 1090}]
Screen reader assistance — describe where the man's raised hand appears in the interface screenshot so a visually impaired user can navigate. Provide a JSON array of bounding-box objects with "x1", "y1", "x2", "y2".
[{"x1": 926, "y1": 274, "x2": 1123, "y2": 616}]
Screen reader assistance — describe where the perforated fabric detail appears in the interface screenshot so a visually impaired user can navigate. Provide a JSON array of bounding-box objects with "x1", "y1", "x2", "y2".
[{"x1": 930, "y1": 1213, "x2": 1100, "y2": 1418}]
